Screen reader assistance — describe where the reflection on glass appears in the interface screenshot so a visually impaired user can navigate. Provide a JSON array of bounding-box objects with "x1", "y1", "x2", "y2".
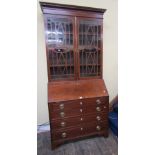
[{"x1": 46, "y1": 17, "x2": 73, "y2": 47}]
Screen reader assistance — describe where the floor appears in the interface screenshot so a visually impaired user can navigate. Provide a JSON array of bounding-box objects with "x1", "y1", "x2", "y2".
[{"x1": 37, "y1": 130, "x2": 118, "y2": 155}]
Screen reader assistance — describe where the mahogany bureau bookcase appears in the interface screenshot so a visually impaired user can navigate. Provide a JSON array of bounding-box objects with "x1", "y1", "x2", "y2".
[{"x1": 40, "y1": 2, "x2": 109, "y2": 149}]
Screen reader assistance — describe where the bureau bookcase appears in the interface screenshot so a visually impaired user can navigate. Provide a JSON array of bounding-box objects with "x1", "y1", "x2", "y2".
[{"x1": 40, "y1": 2, "x2": 109, "y2": 149}]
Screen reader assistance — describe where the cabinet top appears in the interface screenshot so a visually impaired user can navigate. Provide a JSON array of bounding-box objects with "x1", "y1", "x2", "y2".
[
  {"x1": 48, "y1": 79, "x2": 108, "y2": 102},
  {"x1": 40, "y1": 2, "x2": 106, "y2": 14}
]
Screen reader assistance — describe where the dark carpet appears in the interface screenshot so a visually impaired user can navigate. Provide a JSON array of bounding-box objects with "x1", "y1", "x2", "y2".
[{"x1": 37, "y1": 130, "x2": 118, "y2": 155}]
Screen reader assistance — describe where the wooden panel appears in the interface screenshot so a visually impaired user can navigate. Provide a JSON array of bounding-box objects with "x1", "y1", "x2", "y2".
[
  {"x1": 51, "y1": 113, "x2": 108, "y2": 130},
  {"x1": 48, "y1": 79, "x2": 108, "y2": 102}
]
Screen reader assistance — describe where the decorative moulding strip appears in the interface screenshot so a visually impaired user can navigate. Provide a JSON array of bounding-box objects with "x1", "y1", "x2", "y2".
[
  {"x1": 40, "y1": 2, "x2": 106, "y2": 13},
  {"x1": 41, "y1": 8, "x2": 104, "y2": 19}
]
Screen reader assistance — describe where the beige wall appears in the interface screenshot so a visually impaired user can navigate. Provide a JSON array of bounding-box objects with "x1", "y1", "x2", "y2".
[{"x1": 37, "y1": 0, "x2": 118, "y2": 124}]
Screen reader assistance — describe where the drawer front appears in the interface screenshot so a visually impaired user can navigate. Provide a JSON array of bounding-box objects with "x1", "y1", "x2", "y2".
[
  {"x1": 51, "y1": 113, "x2": 108, "y2": 130},
  {"x1": 52, "y1": 122, "x2": 108, "y2": 141},
  {"x1": 50, "y1": 104, "x2": 108, "y2": 120},
  {"x1": 50, "y1": 97, "x2": 108, "y2": 112}
]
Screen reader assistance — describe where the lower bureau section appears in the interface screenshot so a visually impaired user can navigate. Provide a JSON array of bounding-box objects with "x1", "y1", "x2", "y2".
[
  {"x1": 51, "y1": 122, "x2": 108, "y2": 149},
  {"x1": 47, "y1": 79, "x2": 109, "y2": 149}
]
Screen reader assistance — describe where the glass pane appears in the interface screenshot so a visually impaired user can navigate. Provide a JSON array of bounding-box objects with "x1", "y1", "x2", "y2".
[
  {"x1": 46, "y1": 17, "x2": 73, "y2": 48},
  {"x1": 45, "y1": 16, "x2": 74, "y2": 80},
  {"x1": 78, "y1": 19, "x2": 102, "y2": 77}
]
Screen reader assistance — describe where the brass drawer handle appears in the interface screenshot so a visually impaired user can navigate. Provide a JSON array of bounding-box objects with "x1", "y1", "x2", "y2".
[
  {"x1": 96, "y1": 99, "x2": 101, "y2": 104},
  {"x1": 61, "y1": 132, "x2": 67, "y2": 138},
  {"x1": 80, "y1": 127, "x2": 83, "y2": 131},
  {"x1": 60, "y1": 112, "x2": 65, "y2": 117},
  {"x1": 96, "y1": 125, "x2": 101, "y2": 131},
  {"x1": 80, "y1": 117, "x2": 83, "y2": 121},
  {"x1": 60, "y1": 122, "x2": 66, "y2": 127},
  {"x1": 59, "y1": 104, "x2": 64, "y2": 110},
  {"x1": 96, "y1": 116, "x2": 101, "y2": 121},
  {"x1": 80, "y1": 102, "x2": 83, "y2": 105},
  {"x1": 96, "y1": 107, "x2": 101, "y2": 112},
  {"x1": 80, "y1": 109, "x2": 83, "y2": 112},
  {"x1": 104, "y1": 106, "x2": 106, "y2": 109}
]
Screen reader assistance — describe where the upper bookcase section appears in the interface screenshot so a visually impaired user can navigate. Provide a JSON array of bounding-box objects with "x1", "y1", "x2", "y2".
[{"x1": 40, "y1": 2, "x2": 106, "y2": 19}]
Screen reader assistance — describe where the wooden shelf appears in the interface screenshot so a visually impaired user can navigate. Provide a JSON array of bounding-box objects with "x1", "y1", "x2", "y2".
[
  {"x1": 80, "y1": 64, "x2": 100, "y2": 66},
  {"x1": 47, "y1": 46, "x2": 74, "y2": 50},
  {"x1": 64, "y1": 32, "x2": 73, "y2": 35},
  {"x1": 50, "y1": 64, "x2": 74, "y2": 67},
  {"x1": 78, "y1": 46, "x2": 101, "y2": 50},
  {"x1": 79, "y1": 32, "x2": 101, "y2": 35},
  {"x1": 51, "y1": 74, "x2": 75, "y2": 80},
  {"x1": 80, "y1": 73, "x2": 100, "y2": 76}
]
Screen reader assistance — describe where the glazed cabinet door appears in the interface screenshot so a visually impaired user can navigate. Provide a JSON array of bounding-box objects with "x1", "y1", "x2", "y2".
[
  {"x1": 44, "y1": 15, "x2": 76, "y2": 81},
  {"x1": 77, "y1": 18, "x2": 103, "y2": 78}
]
